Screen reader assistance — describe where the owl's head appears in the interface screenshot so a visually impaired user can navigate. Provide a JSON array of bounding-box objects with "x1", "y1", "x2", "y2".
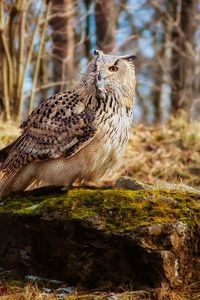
[{"x1": 82, "y1": 50, "x2": 136, "y2": 101}]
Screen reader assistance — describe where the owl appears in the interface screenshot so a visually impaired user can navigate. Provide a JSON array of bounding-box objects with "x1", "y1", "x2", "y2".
[{"x1": 0, "y1": 50, "x2": 136, "y2": 196}]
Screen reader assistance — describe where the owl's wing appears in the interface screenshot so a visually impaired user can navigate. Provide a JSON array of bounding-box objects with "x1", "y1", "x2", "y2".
[{"x1": 0, "y1": 91, "x2": 96, "y2": 172}]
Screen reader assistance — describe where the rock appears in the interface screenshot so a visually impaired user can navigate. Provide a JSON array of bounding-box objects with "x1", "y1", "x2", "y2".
[
  {"x1": 115, "y1": 176, "x2": 147, "y2": 190},
  {"x1": 0, "y1": 187, "x2": 199, "y2": 291},
  {"x1": 56, "y1": 287, "x2": 74, "y2": 300},
  {"x1": 105, "y1": 294, "x2": 118, "y2": 300}
]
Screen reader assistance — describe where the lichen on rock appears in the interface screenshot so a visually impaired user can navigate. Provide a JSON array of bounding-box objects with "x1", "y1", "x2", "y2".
[{"x1": 0, "y1": 187, "x2": 199, "y2": 290}]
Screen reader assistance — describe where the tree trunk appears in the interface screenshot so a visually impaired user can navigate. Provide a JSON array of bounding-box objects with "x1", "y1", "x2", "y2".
[
  {"x1": 83, "y1": 0, "x2": 92, "y2": 60},
  {"x1": 94, "y1": 0, "x2": 116, "y2": 53},
  {"x1": 170, "y1": 0, "x2": 196, "y2": 114},
  {"x1": 50, "y1": 0, "x2": 75, "y2": 93},
  {"x1": 151, "y1": 38, "x2": 165, "y2": 123}
]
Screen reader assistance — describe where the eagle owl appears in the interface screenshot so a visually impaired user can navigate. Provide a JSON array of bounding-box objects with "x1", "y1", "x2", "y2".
[{"x1": 0, "y1": 50, "x2": 136, "y2": 196}]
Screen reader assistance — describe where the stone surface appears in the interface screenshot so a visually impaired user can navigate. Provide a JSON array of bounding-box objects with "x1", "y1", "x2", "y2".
[
  {"x1": 0, "y1": 187, "x2": 199, "y2": 290},
  {"x1": 114, "y1": 176, "x2": 148, "y2": 190}
]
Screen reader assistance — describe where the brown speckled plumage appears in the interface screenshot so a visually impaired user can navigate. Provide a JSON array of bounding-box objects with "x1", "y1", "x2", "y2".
[{"x1": 0, "y1": 50, "x2": 136, "y2": 196}]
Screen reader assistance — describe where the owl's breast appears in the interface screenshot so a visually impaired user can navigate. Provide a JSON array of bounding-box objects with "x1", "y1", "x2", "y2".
[
  {"x1": 105, "y1": 107, "x2": 132, "y2": 161},
  {"x1": 86, "y1": 107, "x2": 132, "y2": 180}
]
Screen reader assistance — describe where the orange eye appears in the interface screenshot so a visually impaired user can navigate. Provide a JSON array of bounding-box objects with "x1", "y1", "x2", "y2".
[{"x1": 108, "y1": 66, "x2": 118, "y2": 72}]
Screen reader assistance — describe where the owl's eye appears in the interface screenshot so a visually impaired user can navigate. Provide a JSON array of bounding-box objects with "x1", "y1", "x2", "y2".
[{"x1": 108, "y1": 66, "x2": 118, "y2": 72}]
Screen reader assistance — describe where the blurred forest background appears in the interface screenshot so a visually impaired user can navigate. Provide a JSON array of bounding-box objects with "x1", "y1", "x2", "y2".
[
  {"x1": 0, "y1": 2, "x2": 200, "y2": 298},
  {"x1": 0, "y1": 0, "x2": 199, "y2": 123}
]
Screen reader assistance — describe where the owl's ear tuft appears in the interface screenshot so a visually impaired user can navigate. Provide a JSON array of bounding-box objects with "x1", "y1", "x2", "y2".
[
  {"x1": 122, "y1": 55, "x2": 137, "y2": 63},
  {"x1": 94, "y1": 49, "x2": 102, "y2": 56}
]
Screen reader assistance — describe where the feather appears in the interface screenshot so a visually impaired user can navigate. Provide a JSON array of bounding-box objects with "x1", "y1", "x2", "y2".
[
  {"x1": 0, "y1": 170, "x2": 17, "y2": 196},
  {"x1": 0, "y1": 137, "x2": 22, "y2": 165},
  {"x1": 1, "y1": 90, "x2": 96, "y2": 173}
]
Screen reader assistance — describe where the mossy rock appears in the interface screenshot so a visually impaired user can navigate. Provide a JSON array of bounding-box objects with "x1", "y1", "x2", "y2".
[
  {"x1": 0, "y1": 187, "x2": 200, "y2": 290},
  {"x1": 1, "y1": 188, "x2": 200, "y2": 231}
]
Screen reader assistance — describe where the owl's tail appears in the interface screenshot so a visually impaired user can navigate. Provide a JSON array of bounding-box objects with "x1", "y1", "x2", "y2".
[
  {"x1": 0, "y1": 170, "x2": 17, "y2": 197},
  {"x1": 0, "y1": 139, "x2": 20, "y2": 196}
]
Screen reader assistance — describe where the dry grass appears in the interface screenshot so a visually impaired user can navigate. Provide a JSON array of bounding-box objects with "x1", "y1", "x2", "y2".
[
  {"x1": 0, "y1": 282, "x2": 200, "y2": 300},
  {"x1": 0, "y1": 282, "x2": 52, "y2": 299},
  {"x1": 0, "y1": 122, "x2": 19, "y2": 149},
  {"x1": 120, "y1": 117, "x2": 200, "y2": 188}
]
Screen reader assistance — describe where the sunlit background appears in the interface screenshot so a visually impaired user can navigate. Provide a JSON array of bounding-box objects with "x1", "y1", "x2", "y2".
[{"x1": 0, "y1": 0, "x2": 199, "y2": 123}]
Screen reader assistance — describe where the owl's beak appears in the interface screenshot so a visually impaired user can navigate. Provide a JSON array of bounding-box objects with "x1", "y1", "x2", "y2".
[
  {"x1": 95, "y1": 72, "x2": 104, "y2": 86},
  {"x1": 97, "y1": 73, "x2": 103, "y2": 81},
  {"x1": 95, "y1": 72, "x2": 106, "y2": 100}
]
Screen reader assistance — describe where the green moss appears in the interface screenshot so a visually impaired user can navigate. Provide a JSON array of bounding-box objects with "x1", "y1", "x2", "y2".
[{"x1": 0, "y1": 188, "x2": 200, "y2": 233}]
